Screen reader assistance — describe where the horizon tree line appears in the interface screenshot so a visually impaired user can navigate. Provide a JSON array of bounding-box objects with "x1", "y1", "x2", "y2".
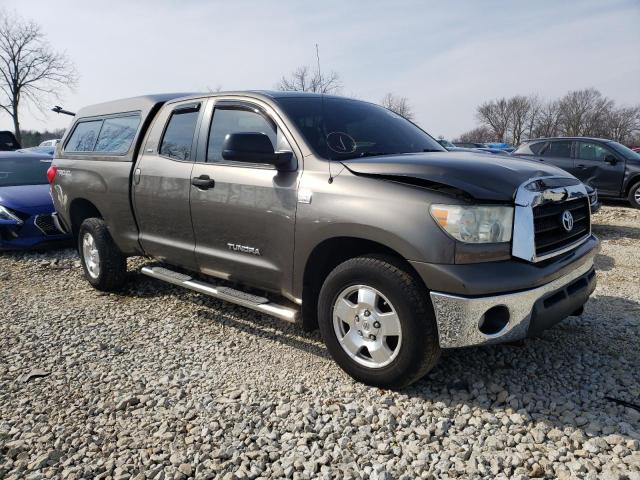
[{"x1": 456, "y1": 88, "x2": 640, "y2": 145}]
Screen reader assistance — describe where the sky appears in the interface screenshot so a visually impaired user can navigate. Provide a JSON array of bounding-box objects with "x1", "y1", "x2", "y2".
[{"x1": 1, "y1": 0, "x2": 639, "y2": 139}]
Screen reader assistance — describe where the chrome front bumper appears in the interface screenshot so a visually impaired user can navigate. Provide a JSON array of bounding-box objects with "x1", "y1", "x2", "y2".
[{"x1": 430, "y1": 259, "x2": 595, "y2": 348}]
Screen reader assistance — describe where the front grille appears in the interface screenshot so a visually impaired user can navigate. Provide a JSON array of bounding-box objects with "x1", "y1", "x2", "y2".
[
  {"x1": 35, "y1": 214, "x2": 62, "y2": 236},
  {"x1": 533, "y1": 197, "x2": 590, "y2": 256}
]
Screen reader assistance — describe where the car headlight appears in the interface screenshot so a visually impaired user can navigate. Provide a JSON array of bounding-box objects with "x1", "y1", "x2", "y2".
[
  {"x1": 430, "y1": 204, "x2": 513, "y2": 243},
  {"x1": 0, "y1": 205, "x2": 23, "y2": 225}
]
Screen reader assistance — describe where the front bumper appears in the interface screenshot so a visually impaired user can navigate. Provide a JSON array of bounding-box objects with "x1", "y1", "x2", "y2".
[{"x1": 429, "y1": 253, "x2": 597, "y2": 348}]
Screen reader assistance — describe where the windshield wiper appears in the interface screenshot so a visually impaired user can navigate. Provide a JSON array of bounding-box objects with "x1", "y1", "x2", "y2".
[{"x1": 422, "y1": 148, "x2": 443, "y2": 152}]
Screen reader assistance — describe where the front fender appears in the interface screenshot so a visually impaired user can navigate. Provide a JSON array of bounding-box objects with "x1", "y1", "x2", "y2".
[{"x1": 291, "y1": 170, "x2": 458, "y2": 296}]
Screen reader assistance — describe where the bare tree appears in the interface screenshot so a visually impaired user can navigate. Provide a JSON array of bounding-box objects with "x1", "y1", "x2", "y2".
[
  {"x1": 532, "y1": 100, "x2": 562, "y2": 138},
  {"x1": 558, "y1": 88, "x2": 613, "y2": 137},
  {"x1": 605, "y1": 105, "x2": 640, "y2": 143},
  {"x1": 0, "y1": 11, "x2": 77, "y2": 144},
  {"x1": 507, "y1": 95, "x2": 532, "y2": 145},
  {"x1": 464, "y1": 88, "x2": 640, "y2": 145},
  {"x1": 278, "y1": 65, "x2": 340, "y2": 94},
  {"x1": 380, "y1": 93, "x2": 414, "y2": 121},
  {"x1": 476, "y1": 98, "x2": 511, "y2": 142},
  {"x1": 454, "y1": 126, "x2": 494, "y2": 143}
]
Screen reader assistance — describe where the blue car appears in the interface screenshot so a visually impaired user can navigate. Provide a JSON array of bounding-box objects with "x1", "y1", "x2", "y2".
[{"x1": 0, "y1": 152, "x2": 71, "y2": 250}]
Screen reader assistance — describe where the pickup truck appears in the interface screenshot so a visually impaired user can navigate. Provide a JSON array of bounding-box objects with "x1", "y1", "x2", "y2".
[{"x1": 49, "y1": 91, "x2": 599, "y2": 388}]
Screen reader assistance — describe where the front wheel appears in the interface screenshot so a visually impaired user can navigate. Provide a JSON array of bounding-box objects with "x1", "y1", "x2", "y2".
[
  {"x1": 78, "y1": 218, "x2": 127, "y2": 291},
  {"x1": 628, "y1": 181, "x2": 640, "y2": 209},
  {"x1": 317, "y1": 256, "x2": 440, "y2": 389}
]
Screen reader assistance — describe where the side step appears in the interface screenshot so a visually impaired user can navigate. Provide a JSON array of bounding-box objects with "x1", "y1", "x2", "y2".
[{"x1": 140, "y1": 266, "x2": 298, "y2": 323}]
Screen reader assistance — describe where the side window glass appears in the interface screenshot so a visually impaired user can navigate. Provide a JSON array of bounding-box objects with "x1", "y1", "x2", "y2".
[
  {"x1": 577, "y1": 142, "x2": 609, "y2": 161},
  {"x1": 542, "y1": 141, "x2": 571, "y2": 158},
  {"x1": 523, "y1": 142, "x2": 546, "y2": 155},
  {"x1": 207, "y1": 107, "x2": 291, "y2": 162},
  {"x1": 66, "y1": 120, "x2": 103, "y2": 152},
  {"x1": 94, "y1": 115, "x2": 140, "y2": 153},
  {"x1": 159, "y1": 107, "x2": 200, "y2": 160}
]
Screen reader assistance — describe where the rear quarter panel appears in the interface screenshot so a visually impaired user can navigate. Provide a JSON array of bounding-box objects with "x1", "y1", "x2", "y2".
[{"x1": 51, "y1": 157, "x2": 141, "y2": 254}]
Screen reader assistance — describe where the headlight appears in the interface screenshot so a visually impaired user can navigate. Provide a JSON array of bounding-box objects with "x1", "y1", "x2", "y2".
[
  {"x1": 0, "y1": 205, "x2": 23, "y2": 225},
  {"x1": 430, "y1": 204, "x2": 513, "y2": 243}
]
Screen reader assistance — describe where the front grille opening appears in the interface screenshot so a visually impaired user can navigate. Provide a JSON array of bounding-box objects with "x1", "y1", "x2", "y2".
[
  {"x1": 544, "y1": 290, "x2": 567, "y2": 308},
  {"x1": 533, "y1": 197, "x2": 590, "y2": 256},
  {"x1": 35, "y1": 215, "x2": 62, "y2": 236},
  {"x1": 479, "y1": 305, "x2": 510, "y2": 335}
]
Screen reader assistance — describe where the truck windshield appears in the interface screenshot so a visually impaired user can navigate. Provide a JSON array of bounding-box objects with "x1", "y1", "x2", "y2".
[
  {"x1": 0, "y1": 156, "x2": 51, "y2": 187},
  {"x1": 276, "y1": 96, "x2": 445, "y2": 160}
]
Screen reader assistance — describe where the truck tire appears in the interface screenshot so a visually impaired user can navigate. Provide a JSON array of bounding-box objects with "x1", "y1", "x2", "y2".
[
  {"x1": 317, "y1": 255, "x2": 440, "y2": 389},
  {"x1": 78, "y1": 218, "x2": 127, "y2": 291},
  {"x1": 628, "y1": 181, "x2": 640, "y2": 209}
]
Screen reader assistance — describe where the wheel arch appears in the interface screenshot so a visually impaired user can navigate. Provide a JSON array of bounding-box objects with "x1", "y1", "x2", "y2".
[
  {"x1": 299, "y1": 236, "x2": 428, "y2": 332},
  {"x1": 625, "y1": 174, "x2": 640, "y2": 196},
  {"x1": 69, "y1": 198, "x2": 103, "y2": 242}
]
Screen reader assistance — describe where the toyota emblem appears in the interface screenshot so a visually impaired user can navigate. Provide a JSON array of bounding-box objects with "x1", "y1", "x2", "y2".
[{"x1": 561, "y1": 210, "x2": 574, "y2": 232}]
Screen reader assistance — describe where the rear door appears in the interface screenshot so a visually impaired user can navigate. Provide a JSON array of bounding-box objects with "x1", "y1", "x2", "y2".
[
  {"x1": 538, "y1": 140, "x2": 574, "y2": 174},
  {"x1": 574, "y1": 141, "x2": 625, "y2": 196},
  {"x1": 132, "y1": 100, "x2": 204, "y2": 269},
  {"x1": 189, "y1": 98, "x2": 300, "y2": 294}
]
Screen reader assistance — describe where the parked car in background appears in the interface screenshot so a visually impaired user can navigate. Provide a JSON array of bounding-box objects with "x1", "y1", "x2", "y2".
[
  {"x1": 0, "y1": 152, "x2": 70, "y2": 249},
  {"x1": 632, "y1": 146, "x2": 640, "y2": 153},
  {"x1": 0, "y1": 131, "x2": 21, "y2": 151},
  {"x1": 484, "y1": 142, "x2": 515, "y2": 152},
  {"x1": 39, "y1": 139, "x2": 61, "y2": 147},
  {"x1": 454, "y1": 142, "x2": 486, "y2": 149},
  {"x1": 439, "y1": 140, "x2": 510, "y2": 156},
  {"x1": 437, "y1": 139, "x2": 456, "y2": 149},
  {"x1": 475, "y1": 146, "x2": 512, "y2": 156},
  {"x1": 16, "y1": 146, "x2": 55, "y2": 156},
  {"x1": 513, "y1": 137, "x2": 640, "y2": 208}
]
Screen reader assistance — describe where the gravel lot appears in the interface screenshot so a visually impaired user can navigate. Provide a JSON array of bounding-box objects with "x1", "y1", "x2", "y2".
[{"x1": 1, "y1": 205, "x2": 639, "y2": 480}]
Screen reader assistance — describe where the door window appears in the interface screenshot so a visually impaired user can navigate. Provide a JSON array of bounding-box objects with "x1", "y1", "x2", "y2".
[
  {"x1": 207, "y1": 107, "x2": 292, "y2": 163},
  {"x1": 577, "y1": 142, "x2": 611, "y2": 161},
  {"x1": 542, "y1": 141, "x2": 571, "y2": 158},
  {"x1": 159, "y1": 107, "x2": 200, "y2": 160}
]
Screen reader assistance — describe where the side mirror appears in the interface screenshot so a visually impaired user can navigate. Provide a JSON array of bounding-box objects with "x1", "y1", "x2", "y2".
[
  {"x1": 222, "y1": 132, "x2": 292, "y2": 169},
  {"x1": 604, "y1": 154, "x2": 618, "y2": 165}
]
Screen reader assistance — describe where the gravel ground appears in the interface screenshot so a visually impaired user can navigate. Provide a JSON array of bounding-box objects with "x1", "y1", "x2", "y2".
[{"x1": 1, "y1": 205, "x2": 639, "y2": 480}]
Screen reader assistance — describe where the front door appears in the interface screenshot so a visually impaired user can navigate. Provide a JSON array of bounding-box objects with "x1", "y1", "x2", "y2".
[
  {"x1": 574, "y1": 141, "x2": 625, "y2": 196},
  {"x1": 190, "y1": 99, "x2": 300, "y2": 294},
  {"x1": 132, "y1": 100, "x2": 203, "y2": 269}
]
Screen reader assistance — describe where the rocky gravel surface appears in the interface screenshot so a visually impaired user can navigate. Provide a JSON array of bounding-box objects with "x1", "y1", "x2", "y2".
[{"x1": 1, "y1": 205, "x2": 639, "y2": 480}]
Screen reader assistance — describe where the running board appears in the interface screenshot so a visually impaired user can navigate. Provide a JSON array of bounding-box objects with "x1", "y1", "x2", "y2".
[{"x1": 140, "y1": 266, "x2": 298, "y2": 323}]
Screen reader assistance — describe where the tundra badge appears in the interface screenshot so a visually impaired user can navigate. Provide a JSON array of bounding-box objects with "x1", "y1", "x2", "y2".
[{"x1": 227, "y1": 243, "x2": 261, "y2": 256}]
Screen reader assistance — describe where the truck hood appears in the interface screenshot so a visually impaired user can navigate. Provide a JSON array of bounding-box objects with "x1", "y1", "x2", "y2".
[{"x1": 341, "y1": 151, "x2": 573, "y2": 201}]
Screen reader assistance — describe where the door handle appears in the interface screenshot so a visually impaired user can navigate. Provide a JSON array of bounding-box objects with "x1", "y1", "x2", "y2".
[
  {"x1": 134, "y1": 168, "x2": 141, "y2": 185},
  {"x1": 191, "y1": 175, "x2": 215, "y2": 189},
  {"x1": 576, "y1": 164, "x2": 586, "y2": 169}
]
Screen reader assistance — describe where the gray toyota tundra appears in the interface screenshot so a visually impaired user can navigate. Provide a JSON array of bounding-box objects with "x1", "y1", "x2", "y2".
[{"x1": 49, "y1": 91, "x2": 599, "y2": 388}]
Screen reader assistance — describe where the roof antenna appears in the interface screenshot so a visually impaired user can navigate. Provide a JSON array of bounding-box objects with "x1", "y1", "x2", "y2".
[{"x1": 316, "y1": 43, "x2": 334, "y2": 184}]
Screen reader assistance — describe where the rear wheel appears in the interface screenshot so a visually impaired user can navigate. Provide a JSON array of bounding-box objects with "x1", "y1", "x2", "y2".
[
  {"x1": 318, "y1": 255, "x2": 440, "y2": 389},
  {"x1": 78, "y1": 218, "x2": 126, "y2": 291},
  {"x1": 628, "y1": 181, "x2": 640, "y2": 209}
]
